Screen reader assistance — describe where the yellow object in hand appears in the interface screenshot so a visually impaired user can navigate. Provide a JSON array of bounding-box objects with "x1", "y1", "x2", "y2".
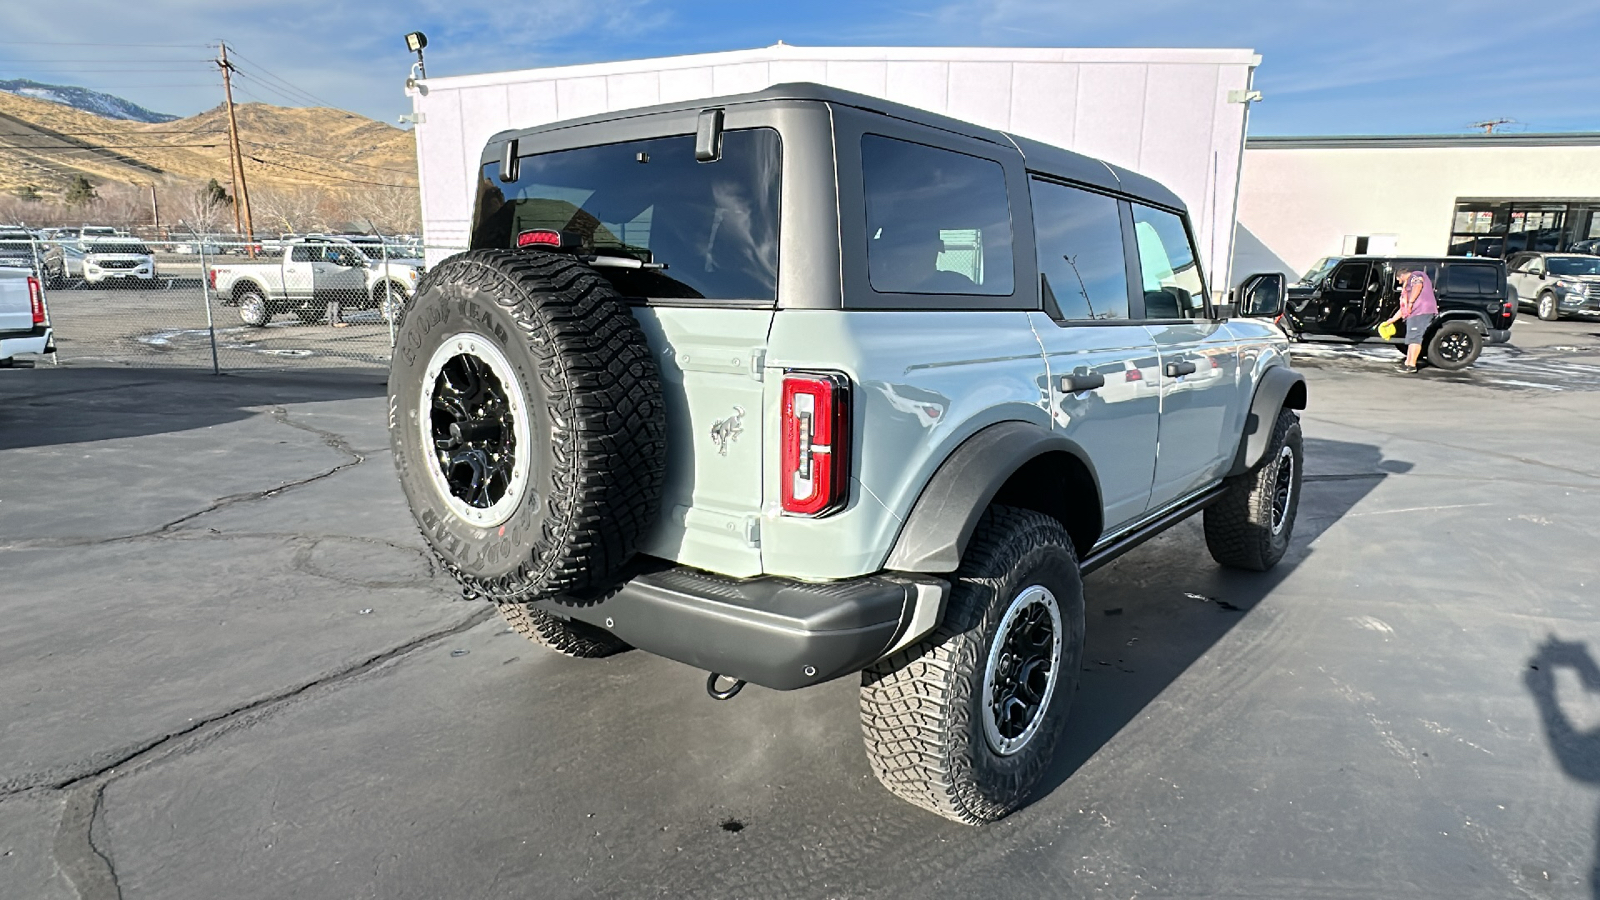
[{"x1": 1378, "y1": 321, "x2": 1397, "y2": 341}]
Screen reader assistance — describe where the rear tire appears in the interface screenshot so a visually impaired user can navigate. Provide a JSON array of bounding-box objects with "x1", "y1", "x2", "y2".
[
  {"x1": 236, "y1": 288, "x2": 271, "y2": 327},
  {"x1": 497, "y1": 601, "x2": 630, "y2": 658},
  {"x1": 1425, "y1": 320, "x2": 1483, "y2": 370},
  {"x1": 860, "y1": 506, "x2": 1085, "y2": 824},
  {"x1": 1204, "y1": 407, "x2": 1303, "y2": 572}
]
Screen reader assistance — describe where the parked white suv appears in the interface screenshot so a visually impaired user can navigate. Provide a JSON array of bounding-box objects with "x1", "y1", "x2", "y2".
[{"x1": 82, "y1": 239, "x2": 155, "y2": 287}]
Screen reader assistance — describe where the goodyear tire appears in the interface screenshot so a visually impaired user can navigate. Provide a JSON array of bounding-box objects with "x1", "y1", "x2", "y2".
[
  {"x1": 388, "y1": 249, "x2": 667, "y2": 604},
  {"x1": 860, "y1": 506, "x2": 1085, "y2": 824},
  {"x1": 1204, "y1": 407, "x2": 1302, "y2": 571}
]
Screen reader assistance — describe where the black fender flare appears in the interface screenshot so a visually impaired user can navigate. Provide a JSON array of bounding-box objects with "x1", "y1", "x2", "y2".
[
  {"x1": 883, "y1": 421, "x2": 1099, "y2": 573},
  {"x1": 1227, "y1": 365, "x2": 1308, "y2": 477},
  {"x1": 1434, "y1": 310, "x2": 1492, "y2": 335}
]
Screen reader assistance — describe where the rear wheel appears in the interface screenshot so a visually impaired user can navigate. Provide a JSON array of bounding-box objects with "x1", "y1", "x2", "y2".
[
  {"x1": 236, "y1": 288, "x2": 271, "y2": 327},
  {"x1": 860, "y1": 506, "x2": 1085, "y2": 824},
  {"x1": 1538, "y1": 291, "x2": 1560, "y2": 322},
  {"x1": 1425, "y1": 321, "x2": 1483, "y2": 370},
  {"x1": 375, "y1": 282, "x2": 408, "y2": 322},
  {"x1": 496, "y1": 600, "x2": 629, "y2": 658},
  {"x1": 1204, "y1": 407, "x2": 1303, "y2": 571}
]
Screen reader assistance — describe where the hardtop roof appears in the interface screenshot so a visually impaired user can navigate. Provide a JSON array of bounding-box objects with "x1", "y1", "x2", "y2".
[{"x1": 489, "y1": 81, "x2": 1185, "y2": 212}]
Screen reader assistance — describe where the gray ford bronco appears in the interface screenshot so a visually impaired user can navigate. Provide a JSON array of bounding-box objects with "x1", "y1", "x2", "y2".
[{"x1": 388, "y1": 83, "x2": 1306, "y2": 824}]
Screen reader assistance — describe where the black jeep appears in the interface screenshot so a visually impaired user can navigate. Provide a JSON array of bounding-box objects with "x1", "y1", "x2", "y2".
[{"x1": 1285, "y1": 256, "x2": 1515, "y2": 370}]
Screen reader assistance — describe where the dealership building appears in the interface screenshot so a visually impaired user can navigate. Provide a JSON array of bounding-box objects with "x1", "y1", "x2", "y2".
[
  {"x1": 408, "y1": 46, "x2": 1600, "y2": 287},
  {"x1": 1235, "y1": 132, "x2": 1600, "y2": 281}
]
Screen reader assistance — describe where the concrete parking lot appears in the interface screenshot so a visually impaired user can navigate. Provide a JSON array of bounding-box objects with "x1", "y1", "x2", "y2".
[{"x1": 3, "y1": 316, "x2": 1600, "y2": 899}]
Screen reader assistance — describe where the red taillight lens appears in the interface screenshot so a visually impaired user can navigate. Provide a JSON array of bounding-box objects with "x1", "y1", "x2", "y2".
[
  {"x1": 27, "y1": 276, "x2": 44, "y2": 325},
  {"x1": 1125, "y1": 368, "x2": 1143, "y2": 382},
  {"x1": 207, "y1": 269, "x2": 217, "y2": 289},
  {"x1": 516, "y1": 229, "x2": 564, "y2": 249},
  {"x1": 781, "y1": 372, "x2": 851, "y2": 517}
]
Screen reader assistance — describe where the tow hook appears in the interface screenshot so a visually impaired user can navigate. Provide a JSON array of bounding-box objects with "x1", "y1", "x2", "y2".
[{"x1": 706, "y1": 673, "x2": 745, "y2": 700}]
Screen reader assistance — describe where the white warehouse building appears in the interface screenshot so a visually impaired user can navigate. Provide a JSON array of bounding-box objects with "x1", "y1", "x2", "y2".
[
  {"x1": 1235, "y1": 132, "x2": 1600, "y2": 280},
  {"x1": 407, "y1": 44, "x2": 1261, "y2": 283}
]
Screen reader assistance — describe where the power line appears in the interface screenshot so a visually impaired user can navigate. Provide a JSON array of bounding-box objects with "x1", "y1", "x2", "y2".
[
  {"x1": 245, "y1": 154, "x2": 417, "y2": 189},
  {"x1": 237, "y1": 140, "x2": 415, "y2": 175},
  {"x1": 0, "y1": 41, "x2": 204, "y2": 47},
  {"x1": 223, "y1": 48, "x2": 338, "y2": 108}
]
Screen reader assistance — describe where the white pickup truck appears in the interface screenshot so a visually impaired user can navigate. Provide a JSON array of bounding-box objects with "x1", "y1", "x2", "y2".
[
  {"x1": 207, "y1": 236, "x2": 420, "y2": 327},
  {"x1": 0, "y1": 266, "x2": 53, "y2": 367}
]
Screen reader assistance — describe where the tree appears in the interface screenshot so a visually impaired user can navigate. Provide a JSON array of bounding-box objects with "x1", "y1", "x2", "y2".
[
  {"x1": 64, "y1": 175, "x2": 98, "y2": 207},
  {"x1": 253, "y1": 186, "x2": 328, "y2": 237},
  {"x1": 203, "y1": 178, "x2": 232, "y2": 209},
  {"x1": 351, "y1": 184, "x2": 422, "y2": 235}
]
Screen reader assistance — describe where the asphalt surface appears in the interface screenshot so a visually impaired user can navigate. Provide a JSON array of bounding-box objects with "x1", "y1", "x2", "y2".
[
  {"x1": 39, "y1": 280, "x2": 395, "y2": 370},
  {"x1": 3, "y1": 316, "x2": 1600, "y2": 899}
]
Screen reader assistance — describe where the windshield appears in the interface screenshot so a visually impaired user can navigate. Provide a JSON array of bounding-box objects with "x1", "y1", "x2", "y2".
[
  {"x1": 1549, "y1": 257, "x2": 1600, "y2": 277},
  {"x1": 1299, "y1": 257, "x2": 1339, "y2": 285},
  {"x1": 88, "y1": 243, "x2": 150, "y2": 256},
  {"x1": 472, "y1": 128, "x2": 781, "y2": 302}
]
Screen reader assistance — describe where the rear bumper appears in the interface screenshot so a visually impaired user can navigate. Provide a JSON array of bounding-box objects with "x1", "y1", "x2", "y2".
[
  {"x1": 531, "y1": 567, "x2": 945, "y2": 690},
  {"x1": 0, "y1": 325, "x2": 52, "y2": 359},
  {"x1": 1489, "y1": 327, "x2": 1512, "y2": 344}
]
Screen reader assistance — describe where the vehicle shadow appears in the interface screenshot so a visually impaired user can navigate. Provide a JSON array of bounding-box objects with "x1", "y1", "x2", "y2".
[
  {"x1": 1032, "y1": 434, "x2": 1408, "y2": 800},
  {"x1": 0, "y1": 366, "x2": 387, "y2": 452},
  {"x1": 1525, "y1": 636, "x2": 1600, "y2": 899}
]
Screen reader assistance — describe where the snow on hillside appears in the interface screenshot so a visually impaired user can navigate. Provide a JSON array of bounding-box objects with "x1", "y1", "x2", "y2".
[{"x1": 0, "y1": 79, "x2": 177, "y2": 123}]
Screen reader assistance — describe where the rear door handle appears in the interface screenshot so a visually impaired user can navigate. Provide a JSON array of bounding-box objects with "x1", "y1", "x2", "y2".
[
  {"x1": 1165, "y1": 361, "x2": 1198, "y2": 378},
  {"x1": 1060, "y1": 371, "x2": 1106, "y2": 393}
]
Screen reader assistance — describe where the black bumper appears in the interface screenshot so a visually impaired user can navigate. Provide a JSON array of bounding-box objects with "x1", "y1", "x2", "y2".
[{"x1": 531, "y1": 567, "x2": 932, "y2": 690}]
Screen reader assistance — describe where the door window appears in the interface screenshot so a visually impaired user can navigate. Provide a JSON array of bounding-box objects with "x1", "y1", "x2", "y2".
[
  {"x1": 861, "y1": 134, "x2": 1014, "y2": 296},
  {"x1": 1330, "y1": 261, "x2": 1370, "y2": 291},
  {"x1": 1130, "y1": 204, "x2": 1207, "y2": 319},
  {"x1": 1030, "y1": 179, "x2": 1129, "y2": 320}
]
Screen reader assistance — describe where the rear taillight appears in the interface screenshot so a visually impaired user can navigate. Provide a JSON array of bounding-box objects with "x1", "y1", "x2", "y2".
[
  {"x1": 781, "y1": 372, "x2": 851, "y2": 517},
  {"x1": 27, "y1": 276, "x2": 44, "y2": 325},
  {"x1": 1125, "y1": 368, "x2": 1143, "y2": 382},
  {"x1": 207, "y1": 269, "x2": 217, "y2": 289}
]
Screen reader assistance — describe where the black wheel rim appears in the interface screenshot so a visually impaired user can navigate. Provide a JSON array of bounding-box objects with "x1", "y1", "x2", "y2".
[
  {"x1": 429, "y1": 354, "x2": 517, "y2": 510},
  {"x1": 1439, "y1": 332, "x2": 1471, "y2": 362},
  {"x1": 1271, "y1": 444, "x2": 1295, "y2": 535},
  {"x1": 982, "y1": 586, "x2": 1062, "y2": 755}
]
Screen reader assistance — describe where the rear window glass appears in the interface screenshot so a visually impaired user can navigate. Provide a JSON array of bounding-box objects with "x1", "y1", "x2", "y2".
[
  {"x1": 1446, "y1": 264, "x2": 1500, "y2": 296},
  {"x1": 473, "y1": 129, "x2": 781, "y2": 302},
  {"x1": 861, "y1": 134, "x2": 1014, "y2": 296}
]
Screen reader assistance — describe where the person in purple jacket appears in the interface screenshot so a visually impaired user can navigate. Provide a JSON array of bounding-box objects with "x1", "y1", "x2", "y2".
[{"x1": 1383, "y1": 265, "x2": 1439, "y2": 374}]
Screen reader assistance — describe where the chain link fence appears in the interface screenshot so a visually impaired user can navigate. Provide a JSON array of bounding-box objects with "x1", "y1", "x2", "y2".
[{"x1": 6, "y1": 235, "x2": 468, "y2": 372}]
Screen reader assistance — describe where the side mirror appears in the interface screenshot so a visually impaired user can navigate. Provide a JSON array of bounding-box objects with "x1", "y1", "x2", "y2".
[{"x1": 1237, "y1": 272, "x2": 1287, "y2": 318}]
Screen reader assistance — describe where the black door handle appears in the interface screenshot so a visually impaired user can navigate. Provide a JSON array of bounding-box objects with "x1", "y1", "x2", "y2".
[
  {"x1": 1060, "y1": 371, "x2": 1106, "y2": 393},
  {"x1": 1165, "y1": 361, "x2": 1198, "y2": 378}
]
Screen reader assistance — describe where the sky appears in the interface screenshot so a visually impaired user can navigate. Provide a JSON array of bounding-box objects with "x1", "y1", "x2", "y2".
[{"x1": 4, "y1": 0, "x2": 1599, "y2": 135}]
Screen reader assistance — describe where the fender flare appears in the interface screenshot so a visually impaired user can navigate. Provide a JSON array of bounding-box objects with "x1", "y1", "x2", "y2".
[
  {"x1": 1435, "y1": 310, "x2": 1492, "y2": 335},
  {"x1": 883, "y1": 421, "x2": 1099, "y2": 574},
  {"x1": 1227, "y1": 365, "x2": 1307, "y2": 477}
]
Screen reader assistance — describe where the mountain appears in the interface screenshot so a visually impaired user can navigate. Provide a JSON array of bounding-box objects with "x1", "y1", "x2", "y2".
[
  {"x1": 0, "y1": 89, "x2": 416, "y2": 199},
  {"x1": 0, "y1": 79, "x2": 177, "y2": 123}
]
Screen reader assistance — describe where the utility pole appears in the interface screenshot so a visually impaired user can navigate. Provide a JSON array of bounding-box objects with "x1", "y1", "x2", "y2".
[{"x1": 216, "y1": 41, "x2": 256, "y2": 256}]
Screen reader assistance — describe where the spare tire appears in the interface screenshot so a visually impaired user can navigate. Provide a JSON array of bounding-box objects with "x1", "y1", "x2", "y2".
[{"x1": 388, "y1": 249, "x2": 667, "y2": 601}]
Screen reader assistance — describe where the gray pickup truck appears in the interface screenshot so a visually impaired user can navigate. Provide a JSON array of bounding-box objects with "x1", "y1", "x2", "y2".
[{"x1": 387, "y1": 83, "x2": 1305, "y2": 823}]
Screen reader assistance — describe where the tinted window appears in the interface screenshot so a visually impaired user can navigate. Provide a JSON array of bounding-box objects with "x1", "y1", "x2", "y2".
[
  {"x1": 1549, "y1": 257, "x2": 1600, "y2": 277},
  {"x1": 1131, "y1": 204, "x2": 1207, "y2": 319},
  {"x1": 1331, "y1": 261, "x2": 1369, "y2": 291},
  {"x1": 861, "y1": 134, "x2": 1013, "y2": 296},
  {"x1": 474, "y1": 129, "x2": 781, "y2": 301},
  {"x1": 1447, "y1": 264, "x2": 1500, "y2": 296},
  {"x1": 290, "y1": 244, "x2": 321, "y2": 262},
  {"x1": 1030, "y1": 179, "x2": 1129, "y2": 320}
]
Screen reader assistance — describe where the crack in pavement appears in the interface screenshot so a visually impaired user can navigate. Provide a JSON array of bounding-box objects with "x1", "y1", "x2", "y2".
[
  {"x1": 12, "y1": 607, "x2": 494, "y2": 900},
  {"x1": 0, "y1": 405, "x2": 372, "y2": 553}
]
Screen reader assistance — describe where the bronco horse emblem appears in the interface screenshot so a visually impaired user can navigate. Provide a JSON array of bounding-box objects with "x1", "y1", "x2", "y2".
[{"x1": 709, "y1": 406, "x2": 745, "y2": 456}]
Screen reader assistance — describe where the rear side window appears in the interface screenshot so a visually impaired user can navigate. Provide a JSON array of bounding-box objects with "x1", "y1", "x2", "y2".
[
  {"x1": 290, "y1": 244, "x2": 321, "y2": 262},
  {"x1": 1446, "y1": 263, "x2": 1500, "y2": 296},
  {"x1": 1131, "y1": 204, "x2": 1207, "y2": 319},
  {"x1": 861, "y1": 135, "x2": 1014, "y2": 296},
  {"x1": 1030, "y1": 179, "x2": 1129, "y2": 320},
  {"x1": 474, "y1": 129, "x2": 782, "y2": 302}
]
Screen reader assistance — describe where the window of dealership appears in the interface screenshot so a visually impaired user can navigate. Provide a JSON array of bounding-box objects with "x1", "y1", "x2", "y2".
[{"x1": 1449, "y1": 199, "x2": 1600, "y2": 257}]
